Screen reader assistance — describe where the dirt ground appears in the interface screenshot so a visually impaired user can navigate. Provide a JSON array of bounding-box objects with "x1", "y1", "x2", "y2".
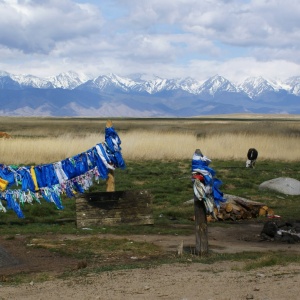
[{"x1": 0, "y1": 221, "x2": 299, "y2": 300}]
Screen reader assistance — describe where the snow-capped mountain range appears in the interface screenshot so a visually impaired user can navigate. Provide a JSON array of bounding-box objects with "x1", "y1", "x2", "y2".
[{"x1": 0, "y1": 70, "x2": 299, "y2": 117}]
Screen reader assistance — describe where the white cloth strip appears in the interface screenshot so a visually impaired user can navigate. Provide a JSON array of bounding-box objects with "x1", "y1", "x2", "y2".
[
  {"x1": 54, "y1": 161, "x2": 69, "y2": 184},
  {"x1": 96, "y1": 145, "x2": 115, "y2": 170}
]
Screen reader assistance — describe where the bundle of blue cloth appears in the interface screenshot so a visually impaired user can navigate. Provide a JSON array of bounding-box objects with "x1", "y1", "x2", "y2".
[
  {"x1": 192, "y1": 151, "x2": 226, "y2": 209},
  {"x1": 0, "y1": 126, "x2": 126, "y2": 218}
]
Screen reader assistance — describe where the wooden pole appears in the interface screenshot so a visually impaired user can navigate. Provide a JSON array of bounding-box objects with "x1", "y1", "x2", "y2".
[
  {"x1": 193, "y1": 148, "x2": 208, "y2": 256},
  {"x1": 194, "y1": 195, "x2": 208, "y2": 255},
  {"x1": 105, "y1": 119, "x2": 115, "y2": 192},
  {"x1": 106, "y1": 170, "x2": 115, "y2": 192}
]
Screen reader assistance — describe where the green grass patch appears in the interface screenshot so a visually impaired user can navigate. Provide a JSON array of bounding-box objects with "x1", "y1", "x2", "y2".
[
  {"x1": 27, "y1": 236, "x2": 163, "y2": 260},
  {"x1": 1, "y1": 159, "x2": 300, "y2": 233},
  {"x1": 178, "y1": 251, "x2": 300, "y2": 272},
  {"x1": 242, "y1": 252, "x2": 300, "y2": 271}
]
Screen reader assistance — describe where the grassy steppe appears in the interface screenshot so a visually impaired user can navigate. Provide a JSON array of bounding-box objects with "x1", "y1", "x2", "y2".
[
  {"x1": 0, "y1": 116, "x2": 300, "y2": 284},
  {"x1": 0, "y1": 116, "x2": 299, "y2": 229}
]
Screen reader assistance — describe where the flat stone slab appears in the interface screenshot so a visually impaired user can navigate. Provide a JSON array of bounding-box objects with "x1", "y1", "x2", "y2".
[{"x1": 259, "y1": 177, "x2": 300, "y2": 195}]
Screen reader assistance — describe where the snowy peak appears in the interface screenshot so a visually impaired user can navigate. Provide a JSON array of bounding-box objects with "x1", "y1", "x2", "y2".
[
  {"x1": 239, "y1": 76, "x2": 284, "y2": 98},
  {"x1": 143, "y1": 77, "x2": 170, "y2": 93},
  {"x1": 285, "y1": 76, "x2": 300, "y2": 96},
  {"x1": 0, "y1": 70, "x2": 10, "y2": 77},
  {"x1": 47, "y1": 71, "x2": 90, "y2": 89},
  {"x1": 199, "y1": 75, "x2": 238, "y2": 95},
  {"x1": 0, "y1": 72, "x2": 20, "y2": 89},
  {"x1": 108, "y1": 73, "x2": 137, "y2": 89},
  {"x1": 82, "y1": 74, "x2": 202, "y2": 94},
  {"x1": 12, "y1": 74, "x2": 53, "y2": 89},
  {"x1": 1, "y1": 70, "x2": 89, "y2": 89},
  {"x1": 174, "y1": 77, "x2": 203, "y2": 94},
  {"x1": 84, "y1": 73, "x2": 137, "y2": 92},
  {"x1": 150, "y1": 77, "x2": 202, "y2": 94}
]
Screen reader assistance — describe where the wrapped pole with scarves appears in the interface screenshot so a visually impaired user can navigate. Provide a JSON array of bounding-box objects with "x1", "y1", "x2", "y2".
[
  {"x1": 0, "y1": 120, "x2": 125, "y2": 218},
  {"x1": 191, "y1": 148, "x2": 226, "y2": 255}
]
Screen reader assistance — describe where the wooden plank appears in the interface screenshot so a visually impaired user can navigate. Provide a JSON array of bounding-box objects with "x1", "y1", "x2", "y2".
[{"x1": 75, "y1": 190, "x2": 154, "y2": 228}]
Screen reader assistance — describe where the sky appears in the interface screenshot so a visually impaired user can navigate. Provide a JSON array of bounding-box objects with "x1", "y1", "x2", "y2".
[{"x1": 0, "y1": 0, "x2": 300, "y2": 83}]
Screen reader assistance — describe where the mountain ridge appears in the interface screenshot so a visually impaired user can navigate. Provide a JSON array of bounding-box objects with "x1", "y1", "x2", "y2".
[{"x1": 0, "y1": 70, "x2": 299, "y2": 117}]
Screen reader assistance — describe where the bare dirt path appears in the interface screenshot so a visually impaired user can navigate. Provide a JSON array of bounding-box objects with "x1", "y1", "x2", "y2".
[
  {"x1": 1, "y1": 262, "x2": 300, "y2": 300},
  {"x1": 1, "y1": 222, "x2": 299, "y2": 300}
]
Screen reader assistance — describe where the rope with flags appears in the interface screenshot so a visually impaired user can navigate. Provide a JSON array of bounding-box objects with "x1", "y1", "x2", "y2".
[{"x1": 0, "y1": 125, "x2": 126, "y2": 218}]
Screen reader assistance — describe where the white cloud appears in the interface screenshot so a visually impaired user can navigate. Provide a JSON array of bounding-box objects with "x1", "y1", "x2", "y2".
[
  {"x1": 0, "y1": 0, "x2": 103, "y2": 53},
  {"x1": 0, "y1": 0, "x2": 299, "y2": 81},
  {"x1": 185, "y1": 57, "x2": 300, "y2": 83}
]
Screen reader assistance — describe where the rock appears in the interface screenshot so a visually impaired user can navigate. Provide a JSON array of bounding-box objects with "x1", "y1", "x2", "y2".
[{"x1": 259, "y1": 177, "x2": 300, "y2": 195}]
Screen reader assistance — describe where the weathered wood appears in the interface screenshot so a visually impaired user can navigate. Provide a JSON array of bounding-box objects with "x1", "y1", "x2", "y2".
[
  {"x1": 242, "y1": 210, "x2": 253, "y2": 219},
  {"x1": 225, "y1": 202, "x2": 233, "y2": 213},
  {"x1": 106, "y1": 119, "x2": 113, "y2": 128},
  {"x1": 258, "y1": 206, "x2": 268, "y2": 216},
  {"x1": 231, "y1": 203, "x2": 242, "y2": 211},
  {"x1": 217, "y1": 212, "x2": 224, "y2": 220},
  {"x1": 195, "y1": 195, "x2": 273, "y2": 223},
  {"x1": 223, "y1": 213, "x2": 231, "y2": 220},
  {"x1": 105, "y1": 119, "x2": 116, "y2": 192},
  {"x1": 194, "y1": 195, "x2": 208, "y2": 255},
  {"x1": 222, "y1": 197, "x2": 267, "y2": 220},
  {"x1": 193, "y1": 148, "x2": 209, "y2": 256},
  {"x1": 106, "y1": 169, "x2": 115, "y2": 192},
  {"x1": 233, "y1": 198, "x2": 266, "y2": 210},
  {"x1": 75, "y1": 190, "x2": 154, "y2": 228}
]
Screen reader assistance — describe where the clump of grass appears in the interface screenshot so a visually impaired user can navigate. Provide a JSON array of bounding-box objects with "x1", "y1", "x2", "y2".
[
  {"x1": 182, "y1": 251, "x2": 300, "y2": 271},
  {"x1": 244, "y1": 256, "x2": 279, "y2": 270},
  {"x1": 1, "y1": 271, "x2": 57, "y2": 285},
  {"x1": 242, "y1": 252, "x2": 300, "y2": 271}
]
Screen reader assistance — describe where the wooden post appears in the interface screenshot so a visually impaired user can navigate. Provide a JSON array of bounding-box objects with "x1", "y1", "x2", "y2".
[
  {"x1": 105, "y1": 119, "x2": 115, "y2": 192},
  {"x1": 194, "y1": 195, "x2": 208, "y2": 255},
  {"x1": 193, "y1": 148, "x2": 208, "y2": 256},
  {"x1": 106, "y1": 169, "x2": 115, "y2": 192}
]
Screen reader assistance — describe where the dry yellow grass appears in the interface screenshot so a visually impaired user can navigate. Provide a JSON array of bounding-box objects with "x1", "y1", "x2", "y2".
[
  {"x1": 121, "y1": 131, "x2": 300, "y2": 161},
  {"x1": 0, "y1": 134, "x2": 101, "y2": 165},
  {"x1": 0, "y1": 130, "x2": 299, "y2": 165},
  {"x1": 0, "y1": 116, "x2": 299, "y2": 164}
]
